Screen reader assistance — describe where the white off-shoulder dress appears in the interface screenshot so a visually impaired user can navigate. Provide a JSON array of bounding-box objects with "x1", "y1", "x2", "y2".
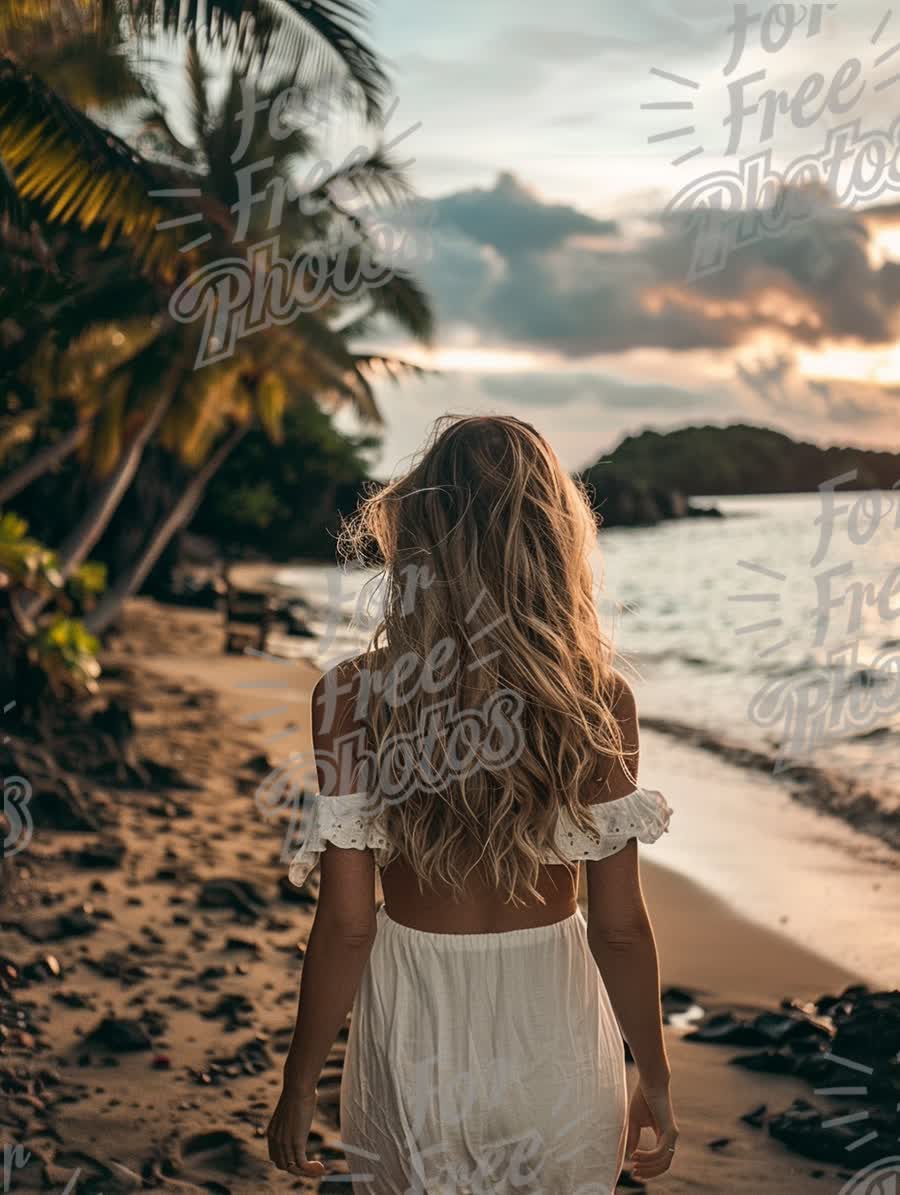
[{"x1": 288, "y1": 787, "x2": 672, "y2": 1195}]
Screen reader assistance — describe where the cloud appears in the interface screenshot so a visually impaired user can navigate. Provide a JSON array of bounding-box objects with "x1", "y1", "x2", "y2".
[
  {"x1": 433, "y1": 172, "x2": 618, "y2": 255},
  {"x1": 479, "y1": 369, "x2": 715, "y2": 412},
  {"x1": 418, "y1": 172, "x2": 900, "y2": 356},
  {"x1": 735, "y1": 352, "x2": 899, "y2": 427}
]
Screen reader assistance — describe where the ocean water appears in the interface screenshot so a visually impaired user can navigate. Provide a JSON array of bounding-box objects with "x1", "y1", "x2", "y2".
[
  {"x1": 276, "y1": 491, "x2": 900, "y2": 846},
  {"x1": 597, "y1": 493, "x2": 899, "y2": 831}
]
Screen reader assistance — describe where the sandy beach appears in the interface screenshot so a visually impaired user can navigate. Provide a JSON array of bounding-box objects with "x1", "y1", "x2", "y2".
[
  {"x1": 6, "y1": 1, "x2": 900, "y2": 1190},
  {"x1": 2, "y1": 599, "x2": 894, "y2": 1194}
]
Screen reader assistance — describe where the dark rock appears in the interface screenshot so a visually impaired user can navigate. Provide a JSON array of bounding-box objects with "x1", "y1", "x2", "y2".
[
  {"x1": 197, "y1": 878, "x2": 268, "y2": 919},
  {"x1": 53, "y1": 991, "x2": 91, "y2": 1008},
  {"x1": 197, "y1": 965, "x2": 228, "y2": 984},
  {"x1": 754, "y1": 1009, "x2": 831, "y2": 1046},
  {"x1": 731, "y1": 1049, "x2": 800, "y2": 1075},
  {"x1": 84, "y1": 1018, "x2": 152, "y2": 1053},
  {"x1": 73, "y1": 839, "x2": 126, "y2": 869},
  {"x1": 768, "y1": 1099, "x2": 890, "y2": 1167},
  {"x1": 10, "y1": 905, "x2": 99, "y2": 942},
  {"x1": 154, "y1": 862, "x2": 195, "y2": 883},
  {"x1": 223, "y1": 937, "x2": 261, "y2": 956},
  {"x1": 660, "y1": 986, "x2": 698, "y2": 1012},
  {"x1": 22, "y1": 953, "x2": 62, "y2": 982},
  {"x1": 179, "y1": 1127, "x2": 247, "y2": 1172},
  {"x1": 85, "y1": 952, "x2": 150, "y2": 987},
  {"x1": 31, "y1": 779, "x2": 100, "y2": 832},
  {"x1": 741, "y1": 1103, "x2": 767, "y2": 1128},
  {"x1": 203, "y1": 1036, "x2": 273, "y2": 1081},
  {"x1": 242, "y1": 753, "x2": 273, "y2": 776},
  {"x1": 139, "y1": 758, "x2": 202, "y2": 790},
  {"x1": 685, "y1": 1010, "x2": 770, "y2": 1047},
  {"x1": 202, "y1": 993, "x2": 254, "y2": 1031}
]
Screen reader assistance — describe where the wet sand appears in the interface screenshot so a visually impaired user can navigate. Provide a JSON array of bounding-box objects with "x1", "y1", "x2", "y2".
[{"x1": 2, "y1": 599, "x2": 889, "y2": 1193}]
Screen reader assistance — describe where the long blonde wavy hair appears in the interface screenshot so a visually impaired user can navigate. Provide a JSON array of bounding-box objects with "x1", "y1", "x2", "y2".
[{"x1": 339, "y1": 414, "x2": 633, "y2": 906}]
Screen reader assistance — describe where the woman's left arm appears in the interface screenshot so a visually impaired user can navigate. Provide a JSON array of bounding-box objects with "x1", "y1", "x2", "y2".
[{"x1": 267, "y1": 841, "x2": 377, "y2": 1177}]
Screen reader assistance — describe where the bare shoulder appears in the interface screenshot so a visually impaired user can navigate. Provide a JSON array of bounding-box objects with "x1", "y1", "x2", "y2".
[
  {"x1": 311, "y1": 653, "x2": 378, "y2": 794},
  {"x1": 610, "y1": 671, "x2": 639, "y2": 744},
  {"x1": 312, "y1": 651, "x2": 380, "y2": 721},
  {"x1": 586, "y1": 670, "x2": 641, "y2": 805}
]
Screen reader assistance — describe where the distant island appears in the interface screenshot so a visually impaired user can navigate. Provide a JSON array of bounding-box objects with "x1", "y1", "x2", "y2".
[{"x1": 578, "y1": 424, "x2": 899, "y2": 528}]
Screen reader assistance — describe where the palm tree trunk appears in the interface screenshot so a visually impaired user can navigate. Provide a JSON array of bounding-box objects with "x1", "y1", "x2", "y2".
[
  {"x1": 0, "y1": 423, "x2": 89, "y2": 507},
  {"x1": 55, "y1": 384, "x2": 177, "y2": 579},
  {"x1": 85, "y1": 424, "x2": 248, "y2": 635},
  {"x1": 21, "y1": 360, "x2": 183, "y2": 620}
]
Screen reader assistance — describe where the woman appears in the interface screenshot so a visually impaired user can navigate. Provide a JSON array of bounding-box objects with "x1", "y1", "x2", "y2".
[{"x1": 267, "y1": 415, "x2": 678, "y2": 1193}]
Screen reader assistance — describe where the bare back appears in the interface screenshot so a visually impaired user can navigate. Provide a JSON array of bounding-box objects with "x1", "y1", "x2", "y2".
[{"x1": 312, "y1": 653, "x2": 641, "y2": 935}]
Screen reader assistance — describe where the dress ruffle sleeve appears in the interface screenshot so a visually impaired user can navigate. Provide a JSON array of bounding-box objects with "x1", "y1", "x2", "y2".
[
  {"x1": 287, "y1": 792, "x2": 391, "y2": 887},
  {"x1": 555, "y1": 787, "x2": 673, "y2": 862}
]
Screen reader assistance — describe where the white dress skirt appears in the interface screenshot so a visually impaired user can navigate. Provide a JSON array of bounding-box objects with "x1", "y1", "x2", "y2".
[
  {"x1": 340, "y1": 906, "x2": 628, "y2": 1195},
  {"x1": 287, "y1": 786, "x2": 673, "y2": 1195}
]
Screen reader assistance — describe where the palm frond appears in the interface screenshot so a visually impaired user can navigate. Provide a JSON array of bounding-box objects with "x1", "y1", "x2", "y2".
[
  {"x1": 285, "y1": 313, "x2": 383, "y2": 423},
  {"x1": 294, "y1": 146, "x2": 415, "y2": 210},
  {"x1": 0, "y1": 153, "x2": 28, "y2": 226},
  {"x1": 0, "y1": 56, "x2": 225, "y2": 278},
  {"x1": 26, "y1": 34, "x2": 147, "y2": 112},
  {"x1": 0, "y1": 0, "x2": 99, "y2": 51},
  {"x1": 127, "y1": 0, "x2": 389, "y2": 120},
  {"x1": 0, "y1": 234, "x2": 172, "y2": 385},
  {"x1": 352, "y1": 352, "x2": 434, "y2": 383},
  {"x1": 196, "y1": 70, "x2": 317, "y2": 213},
  {"x1": 184, "y1": 32, "x2": 210, "y2": 147},
  {"x1": 83, "y1": 370, "x2": 128, "y2": 476},
  {"x1": 254, "y1": 367, "x2": 287, "y2": 442},
  {"x1": 364, "y1": 269, "x2": 434, "y2": 344},
  {"x1": 159, "y1": 358, "x2": 241, "y2": 467}
]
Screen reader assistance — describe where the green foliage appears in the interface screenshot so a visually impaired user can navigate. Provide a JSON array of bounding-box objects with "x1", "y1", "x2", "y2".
[
  {"x1": 70, "y1": 559, "x2": 107, "y2": 597},
  {"x1": 194, "y1": 400, "x2": 377, "y2": 559},
  {"x1": 0, "y1": 511, "x2": 103, "y2": 696},
  {"x1": 0, "y1": 510, "x2": 57, "y2": 586},
  {"x1": 31, "y1": 615, "x2": 101, "y2": 695},
  {"x1": 0, "y1": 0, "x2": 434, "y2": 649}
]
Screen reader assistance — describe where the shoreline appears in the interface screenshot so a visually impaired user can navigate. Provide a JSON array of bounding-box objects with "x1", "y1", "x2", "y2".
[
  {"x1": 133, "y1": 600, "x2": 882, "y2": 1192},
  {"x1": 4, "y1": 598, "x2": 887, "y2": 1194},
  {"x1": 137, "y1": 590, "x2": 898, "y2": 988},
  {"x1": 637, "y1": 721, "x2": 899, "y2": 990},
  {"x1": 221, "y1": 561, "x2": 900, "y2": 987}
]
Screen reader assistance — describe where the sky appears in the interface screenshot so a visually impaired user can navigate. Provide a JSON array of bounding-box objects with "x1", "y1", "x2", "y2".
[{"x1": 319, "y1": 0, "x2": 900, "y2": 474}]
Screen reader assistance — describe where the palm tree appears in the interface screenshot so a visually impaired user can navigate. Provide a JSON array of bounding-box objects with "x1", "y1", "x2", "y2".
[
  {"x1": 17, "y1": 42, "x2": 431, "y2": 600},
  {"x1": 1, "y1": 1, "x2": 389, "y2": 258},
  {"x1": 0, "y1": 0, "x2": 435, "y2": 722},
  {"x1": 3, "y1": 0, "x2": 434, "y2": 622},
  {"x1": 83, "y1": 336, "x2": 430, "y2": 633}
]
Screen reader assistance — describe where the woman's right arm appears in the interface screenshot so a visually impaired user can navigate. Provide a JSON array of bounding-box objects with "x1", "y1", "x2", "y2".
[
  {"x1": 583, "y1": 677, "x2": 678, "y2": 1181},
  {"x1": 585, "y1": 840, "x2": 678, "y2": 1180}
]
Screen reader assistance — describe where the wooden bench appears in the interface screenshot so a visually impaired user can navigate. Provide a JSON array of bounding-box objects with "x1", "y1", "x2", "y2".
[{"x1": 222, "y1": 585, "x2": 281, "y2": 655}]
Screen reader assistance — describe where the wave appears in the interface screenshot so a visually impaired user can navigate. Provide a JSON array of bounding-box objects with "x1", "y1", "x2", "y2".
[{"x1": 640, "y1": 714, "x2": 900, "y2": 854}]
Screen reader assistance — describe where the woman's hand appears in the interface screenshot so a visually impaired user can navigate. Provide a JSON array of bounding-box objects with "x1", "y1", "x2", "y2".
[
  {"x1": 266, "y1": 1082, "x2": 326, "y2": 1177},
  {"x1": 625, "y1": 1081, "x2": 679, "y2": 1182}
]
